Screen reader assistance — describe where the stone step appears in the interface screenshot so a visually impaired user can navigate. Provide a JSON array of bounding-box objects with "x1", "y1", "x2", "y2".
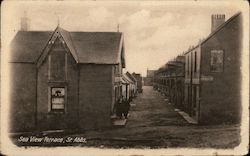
[
  {"x1": 112, "y1": 118, "x2": 127, "y2": 126},
  {"x1": 175, "y1": 109, "x2": 198, "y2": 124}
]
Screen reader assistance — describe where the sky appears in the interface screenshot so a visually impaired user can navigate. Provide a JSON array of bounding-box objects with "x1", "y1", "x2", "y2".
[{"x1": 1, "y1": 1, "x2": 242, "y2": 76}]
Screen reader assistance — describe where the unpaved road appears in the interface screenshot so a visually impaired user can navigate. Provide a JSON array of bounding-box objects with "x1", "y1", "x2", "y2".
[
  {"x1": 11, "y1": 86, "x2": 240, "y2": 148},
  {"x1": 73, "y1": 86, "x2": 241, "y2": 148}
]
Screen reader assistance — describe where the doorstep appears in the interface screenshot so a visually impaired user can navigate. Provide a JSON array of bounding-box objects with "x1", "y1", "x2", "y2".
[
  {"x1": 112, "y1": 118, "x2": 127, "y2": 126},
  {"x1": 175, "y1": 109, "x2": 198, "y2": 124},
  {"x1": 130, "y1": 103, "x2": 136, "y2": 107}
]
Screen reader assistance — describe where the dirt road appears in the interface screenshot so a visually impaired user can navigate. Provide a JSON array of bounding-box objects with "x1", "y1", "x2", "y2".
[
  {"x1": 77, "y1": 86, "x2": 240, "y2": 148},
  {"x1": 11, "y1": 86, "x2": 240, "y2": 148}
]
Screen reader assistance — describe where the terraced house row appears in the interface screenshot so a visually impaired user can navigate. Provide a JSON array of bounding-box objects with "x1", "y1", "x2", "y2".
[{"x1": 154, "y1": 13, "x2": 242, "y2": 124}]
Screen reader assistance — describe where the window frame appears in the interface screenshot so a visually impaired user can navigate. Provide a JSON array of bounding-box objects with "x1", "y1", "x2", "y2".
[{"x1": 48, "y1": 84, "x2": 67, "y2": 113}]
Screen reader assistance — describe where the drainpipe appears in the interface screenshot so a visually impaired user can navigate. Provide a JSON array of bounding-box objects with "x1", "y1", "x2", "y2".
[{"x1": 35, "y1": 66, "x2": 38, "y2": 131}]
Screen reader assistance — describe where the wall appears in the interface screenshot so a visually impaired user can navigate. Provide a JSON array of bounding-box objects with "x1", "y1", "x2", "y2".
[
  {"x1": 200, "y1": 14, "x2": 242, "y2": 124},
  {"x1": 79, "y1": 64, "x2": 113, "y2": 130},
  {"x1": 36, "y1": 43, "x2": 79, "y2": 130},
  {"x1": 9, "y1": 63, "x2": 37, "y2": 132}
]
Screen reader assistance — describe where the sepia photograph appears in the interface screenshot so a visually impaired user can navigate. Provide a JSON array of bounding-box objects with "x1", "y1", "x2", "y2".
[{"x1": 0, "y1": 0, "x2": 249, "y2": 155}]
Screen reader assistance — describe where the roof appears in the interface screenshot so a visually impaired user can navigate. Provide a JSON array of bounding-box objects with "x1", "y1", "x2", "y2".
[
  {"x1": 125, "y1": 72, "x2": 137, "y2": 83},
  {"x1": 10, "y1": 31, "x2": 53, "y2": 63},
  {"x1": 132, "y1": 73, "x2": 142, "y2": 80},
  {"x1": 184, "y1": 12, "x2": 241, "y2": 55},
  {"x1": 122, "y1": 74, "x2": 130, "y2": 84},
  {"x1": 9, "y1": 27, "x2": 125, "y2": 67}
]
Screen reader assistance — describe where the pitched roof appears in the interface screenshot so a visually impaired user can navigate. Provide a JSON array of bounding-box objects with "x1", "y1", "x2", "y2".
[
  {"x1": 70, "y1": 31, "x2": 122, "y2": 64},
  {"x1": 9, "y1": 27, "x2": 125, "y2": 66},
  {"x1": 123, "y1": 74, "x2": 133, "y2": 84},
  {"x1": 126, "y1": 72, "x2": 137, "y2": 83},
  {"x1": 184, "y1": 12, "x2": 241, "y2": 55},
  {"x1": 10, "y1": 31, "x2": 53, "y2": 63}
]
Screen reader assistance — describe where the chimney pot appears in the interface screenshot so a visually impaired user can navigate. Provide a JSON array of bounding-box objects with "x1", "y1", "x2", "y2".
[
  {"x1": 20, "y1": 11, "x2": 30, "y2": 31},
  {"x1": 211, "y1": 14, "x2": 225, "y2": 32}
]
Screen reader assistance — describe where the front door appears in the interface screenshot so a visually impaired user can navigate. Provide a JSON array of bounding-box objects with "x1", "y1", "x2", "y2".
[{"x1": 192, "y1": 85, "x2": 200, "y2": 121}]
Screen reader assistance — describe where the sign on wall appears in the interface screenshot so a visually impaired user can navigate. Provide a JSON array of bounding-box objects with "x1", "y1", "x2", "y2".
[
  {"x1": 51, "y1": 87, "x2": 65, "y2": 110},
  {"x1": 210, "y1": 50, "x2": 224, "y2": 72}
]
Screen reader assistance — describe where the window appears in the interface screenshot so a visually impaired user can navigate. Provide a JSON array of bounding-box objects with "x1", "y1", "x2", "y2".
[
  {"x1": 210, "y1": 50, "x2": 224, "y2": 72},
  {"x1": 51, "y1": 87, "x2": 65, "y2": 112},
  {"x1": 50, "y1": 50, "x2": 65, "y2": 81}
]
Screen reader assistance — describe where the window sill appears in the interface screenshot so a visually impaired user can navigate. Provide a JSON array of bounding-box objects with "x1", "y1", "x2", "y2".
[
  {"x1": 48, "y1": 81, "x2": 68, "y2": 86},
  {"x1": 48, "y1": 111, "x2": 66, "y2": 115}
]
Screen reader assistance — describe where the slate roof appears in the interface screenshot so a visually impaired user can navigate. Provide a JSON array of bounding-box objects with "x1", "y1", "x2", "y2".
[
  {"x1": 125, "y1": 72, "x2": 137, "y2": 83},
  {"x1": 10, "y1": 27, "x2": 124, "y2": 66},
  {"x1": 184, "y1": 12, "x2": 241, "y2": 55},
  {"x1": 10, "y1": 31, "x2": 53, "y2": 63},
  {"x1": 122, "y1": 74, "x2": 133, "y2": 84}
]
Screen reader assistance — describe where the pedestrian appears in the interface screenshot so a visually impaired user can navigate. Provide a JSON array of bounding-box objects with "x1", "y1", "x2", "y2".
[
  {"x1": 123, "y1": 98, "x2": 130, "y2": 119},
  {"x1": 116, "y1": 96, "x2": 123, "y2": 119},
  {"x1": 120, "y1": 97, "x2": 126, "y2": 118}
]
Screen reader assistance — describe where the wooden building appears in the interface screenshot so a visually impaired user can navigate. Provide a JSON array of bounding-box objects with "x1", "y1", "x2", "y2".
[
  {"x1": 9, "y1": 26, "x2": 126, "y2": 132},
  {"x1": 184, "y1": 13, "x2": 242, "y2": 124},
  {"x1": 125, "y1": 72, "x2": 137, "y2": 97},
  {"x1": 132, "y1": 73, "x2": 143, "y2": 93},
  {"x1": 122, "y1": 73, "x2": 134, "y2": 101}
]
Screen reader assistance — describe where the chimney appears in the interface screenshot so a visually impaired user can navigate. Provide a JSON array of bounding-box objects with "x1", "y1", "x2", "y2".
[
  {"x1": 20, "y1": 11, "x2": 30, "y2": 31},
  {"x1": 211, "y1": 14, "x2": 225, "y2": 32}
]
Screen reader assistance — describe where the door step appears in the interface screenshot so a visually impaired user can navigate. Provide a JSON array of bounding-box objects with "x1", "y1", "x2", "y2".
[
  {"x1": 175, "y1": 109, "x2": 198, "y2": 124},
  {"x1": 130, "y1": 103, "x2": 136, "y2": 107},
  {"x1": 112, "y1": 118, "x2": 127, "y2": 126}
]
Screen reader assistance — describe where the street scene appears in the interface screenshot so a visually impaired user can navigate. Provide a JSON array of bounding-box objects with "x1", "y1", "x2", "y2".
[
  {"x1": 10, "y1": 86, "x2": 240, "y2": 148},
  {"x1": 1, "y1": 1, "x2": 248, "y2": 156}
]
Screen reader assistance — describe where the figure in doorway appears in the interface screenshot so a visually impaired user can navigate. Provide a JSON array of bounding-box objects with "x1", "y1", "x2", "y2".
[
  {"x1": 115, "y1": 96, "x2": 123, "y2": 119},
  {"x1": 123, "y1": 98, "x2": 131, "y2": 119}
]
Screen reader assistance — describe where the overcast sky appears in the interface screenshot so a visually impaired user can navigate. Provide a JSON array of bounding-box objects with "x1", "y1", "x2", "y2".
[{"x1": 2, "y1": 1, "x2": 242, "y2": 76}]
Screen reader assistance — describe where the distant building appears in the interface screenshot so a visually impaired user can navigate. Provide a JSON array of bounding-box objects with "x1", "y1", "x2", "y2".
[
  {"x1": 9, "y1": 26, "x2": 126, "y2": 132},
  {"x1": 154, "y1": 55, "x2": 185, "y2": 110},
  {"x1": 143, "y1": 69, "x2": 155, "y2": 86},
  {"x1": 132, "y1": 73, "x2": 143, "y2": 93},
  {"x1": 125, "y1": 72, "x2": 137, "y2": 97}
]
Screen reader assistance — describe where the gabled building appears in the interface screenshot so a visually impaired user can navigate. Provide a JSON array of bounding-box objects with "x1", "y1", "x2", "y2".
[
  {"x1": 184, "y1": 13, "x2": 242, "y2": 124},
  {"x1": 9, "y1": 26, "x2": 126, "y2": 132},
  {"x1": 125, "y1": 72, "x2": 137, "y2": 97}
]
